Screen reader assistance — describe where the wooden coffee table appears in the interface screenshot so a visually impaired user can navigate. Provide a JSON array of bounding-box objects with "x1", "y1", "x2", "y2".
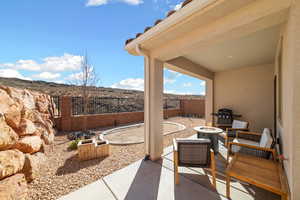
[{"x1": 226, "y1": 153, "x2": 288, "y2": 200}]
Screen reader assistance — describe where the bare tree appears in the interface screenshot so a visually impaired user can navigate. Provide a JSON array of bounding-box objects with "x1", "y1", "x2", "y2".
[{"x1": 70, "y1": 52, "x2": 99, "y2": 132}]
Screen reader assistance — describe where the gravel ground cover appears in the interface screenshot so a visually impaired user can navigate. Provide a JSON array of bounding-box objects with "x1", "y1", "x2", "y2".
[{"x1": 28, "y1": 117, "x2": 205, "y2": 200}]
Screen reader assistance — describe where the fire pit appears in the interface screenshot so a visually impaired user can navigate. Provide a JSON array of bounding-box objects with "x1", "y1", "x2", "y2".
[{"x1": 78, "y1": 138, "x2": 109, "y2": 161}]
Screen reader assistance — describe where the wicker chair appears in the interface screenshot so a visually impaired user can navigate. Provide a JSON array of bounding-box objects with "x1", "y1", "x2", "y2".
[
  {"x1": 219, "y1": 120, "x2": 249, "y2": 146},
  {"x1": 227, "y1": 128, "x2": 275, "y2": 162},
  {"x1": 173, "y1": 138, "x2": 216, "y2": 188}
]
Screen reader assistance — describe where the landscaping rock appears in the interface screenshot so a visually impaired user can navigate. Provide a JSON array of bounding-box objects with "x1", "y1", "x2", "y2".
[
  {"x1": 13, "y1": 136, "x2": 43, "y2": 154},
  {"x1": 0, "y1": 173, "x2": 28, "y2": 200},
  {"x1": 0, "y1": 150, "x2": 25, "y2": 180},
  {"x1": 22, "y1": 152, "x2": 46, "y2": 182},
  {"x1": 0, "y1": 117, "x2": 19, "y2": 150},
  {"x1": 18, "y1": 119, "x2": 37, "y2": 136},
  {"x1": 0, "y1": 88, "x2": 22, "y2": 130}
]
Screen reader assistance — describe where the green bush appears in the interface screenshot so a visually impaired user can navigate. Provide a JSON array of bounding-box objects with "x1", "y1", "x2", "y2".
[{"x1": 68, "y1": 139, "x2": 80, "y2": 150}]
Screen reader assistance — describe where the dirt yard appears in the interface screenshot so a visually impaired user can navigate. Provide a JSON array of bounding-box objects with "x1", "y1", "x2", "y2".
[{"x1": 28, "y1": 117, "x2": 205, "y2": 200}]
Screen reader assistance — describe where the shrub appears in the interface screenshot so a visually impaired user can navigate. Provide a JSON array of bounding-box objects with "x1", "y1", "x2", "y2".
[{"x1": 68, "y1": 139, "x2": 80, "y2": 150}]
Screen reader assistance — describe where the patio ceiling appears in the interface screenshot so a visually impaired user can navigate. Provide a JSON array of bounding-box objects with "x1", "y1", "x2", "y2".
[{"x1": 180, "y1": 25, "x2": 281, "y2": 72}]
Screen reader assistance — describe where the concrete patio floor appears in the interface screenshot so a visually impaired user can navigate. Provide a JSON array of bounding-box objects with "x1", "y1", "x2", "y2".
[{"x1": 58, "y1": 135, "x2": 280, "y2": 200}]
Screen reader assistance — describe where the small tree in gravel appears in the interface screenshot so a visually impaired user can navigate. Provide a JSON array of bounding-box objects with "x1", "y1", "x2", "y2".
[{"x1": 71, "y1": 52, "x2": 99, "y2": 132}]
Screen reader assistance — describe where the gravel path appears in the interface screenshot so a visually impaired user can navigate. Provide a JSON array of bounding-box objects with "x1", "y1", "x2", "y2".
[{"x1": 28, "y1": 117, "x2": 205, "y2": 200}]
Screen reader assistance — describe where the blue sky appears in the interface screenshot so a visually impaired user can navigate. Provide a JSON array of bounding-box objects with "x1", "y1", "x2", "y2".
[{"x1": 0, "y1": 0, "x2": 205, "y2": 95}]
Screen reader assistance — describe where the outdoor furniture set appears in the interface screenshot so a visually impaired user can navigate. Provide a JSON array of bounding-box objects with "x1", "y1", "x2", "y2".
[{"x1": 173, "y1": 121, "x2": 289, "y2": 200}]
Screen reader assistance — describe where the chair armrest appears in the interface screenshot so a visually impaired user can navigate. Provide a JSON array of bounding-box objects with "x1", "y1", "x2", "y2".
[
  {"x1": 237, "y1": 131, "x2": 262, "y2": 136},
  {"x1": 236, "y1": 131, "x2": 262, "y2": 142},
  {"x1": 228, "y1": 142, "x2": 276, "y2": 159},
  {"x1": 173, "y1": 139, "x2": 178, "y2": 152},
  {"x1": 226, "y1": 128, "x2": 249, "y2": 131}
]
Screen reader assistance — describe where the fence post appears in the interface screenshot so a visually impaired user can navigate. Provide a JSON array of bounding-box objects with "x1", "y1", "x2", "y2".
[
  {"x1": 180, "y1": 100, "x2": 185, "y2": 116},
  {"x1": 60, "y1": 96, "x2": 72, "y2": 131}
]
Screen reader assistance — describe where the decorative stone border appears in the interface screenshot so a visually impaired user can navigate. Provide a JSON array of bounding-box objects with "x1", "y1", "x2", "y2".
[{"x1": 100, "y1": 121, "x2": 186, "y2": 145}]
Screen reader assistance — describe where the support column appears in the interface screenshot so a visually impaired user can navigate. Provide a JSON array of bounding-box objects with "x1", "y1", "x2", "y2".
[
  {"x1": 205, "y1": 79, "x2": 214, "y2": 125},
  {"x1": 144, "y1": 57, "x2": 164, "y2": 161}
]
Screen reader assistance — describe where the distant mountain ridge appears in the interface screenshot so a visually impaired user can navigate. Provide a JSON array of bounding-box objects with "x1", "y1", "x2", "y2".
[{"x1": 0, "y1": 77, "x2": 204, "y2": 99}]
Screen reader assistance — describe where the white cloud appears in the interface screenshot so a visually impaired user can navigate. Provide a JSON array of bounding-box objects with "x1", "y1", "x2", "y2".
[
  {"x1": 183, "y1": 82, "x2": 192, "y2": 87},
  {"x1": 66, "y1": 72, "x2": 83, "y2": 81},
  {"x1": 86, "y1": 0, "x2": 143, "y2": 6},
  {"x1": 173, "y1": 2, "x2": 182, "y2": 10},
  {"x1": 111, "y1": 78, "x2": 144, "y2": 91},
  {"x1": 200, "y1": 81, "x2": 205, "y2": 86},
  {"x1": 32, "y1": 72, "x2": 61, "y2": 80},
  {"x1": 164, "y1": 69, "x2": 181, "y2": 84},
  {"x1": 0, "y1": 69, "x2": 31, "y2": 80},
  {"x1": 0, "y1": 53, "x2": 83, "y2": 72},
  {"x1": 164, "y1": 89, "x2": 192, "y2": 95},
  {"x1": 164, "y1": 77, "x2": 175, "y2": 84},
  {"x1": 53, "y1": 80, "x2": 65, "y2": 84},
  {"x1": 86, "y1": 0, "x2": 108, "y2": 6},
  {"x1": 123, "y1": 0, "x2": 143, "y2": 5}
]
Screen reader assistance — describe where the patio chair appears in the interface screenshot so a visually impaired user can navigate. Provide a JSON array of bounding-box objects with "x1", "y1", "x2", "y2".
[
  {"x1": 227, "y1": 128, "x2": 275, "y2": 162},
  {"x1": 219, "y1": 120, "x2": 249, "y2": 146},
  {"x1": 173, "y1": 138, "x2": 216, "y2": 188}
]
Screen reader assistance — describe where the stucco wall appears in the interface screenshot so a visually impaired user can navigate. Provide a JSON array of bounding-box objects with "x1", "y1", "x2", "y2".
[
  {"x1": 214, "y1": 64, "x2": 274, "y2": 132},
  {"x1": 278, "y1": 2, "x2": 300, "y2": 198}
]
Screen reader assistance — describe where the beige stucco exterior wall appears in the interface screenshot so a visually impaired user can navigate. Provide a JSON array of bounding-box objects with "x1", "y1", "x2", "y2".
[
  {"x1": 214, "y1": 64, "x2": 274, "y2": 132},
  {"x1": 277, "y1": 1, "x2": 300, "y2": 199}
]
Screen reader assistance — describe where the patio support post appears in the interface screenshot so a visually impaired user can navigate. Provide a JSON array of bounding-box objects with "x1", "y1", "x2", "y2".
[
  {"x1": 205, "y1": 79, "x2": 214, "y2": 125},
  {"x1": 144, "y1": 57, "x2": 164, "y2": 161}
]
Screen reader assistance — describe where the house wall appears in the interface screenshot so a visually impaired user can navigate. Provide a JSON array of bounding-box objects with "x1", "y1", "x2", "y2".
[
  {"x1": 276, "y1": 2, "x2": 300, "y2": 199},
  {"x1": 214, "y1": 64, "x2": 274, "y2": 132}
]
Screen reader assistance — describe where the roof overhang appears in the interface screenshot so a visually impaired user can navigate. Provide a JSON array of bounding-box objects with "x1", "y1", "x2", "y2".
[{"x1": 125, "y1": 0, "x2": 292, "y2": 63}]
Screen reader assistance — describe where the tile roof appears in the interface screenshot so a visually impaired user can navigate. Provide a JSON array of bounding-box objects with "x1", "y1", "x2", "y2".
[{"x1": 125, "y1": 0, "x2": 194, "y2": 46}]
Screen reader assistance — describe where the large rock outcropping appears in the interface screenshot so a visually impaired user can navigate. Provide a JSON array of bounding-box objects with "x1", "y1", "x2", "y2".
[{"x1": 0, "y1": 85, "x2": 56, "y2": 199}]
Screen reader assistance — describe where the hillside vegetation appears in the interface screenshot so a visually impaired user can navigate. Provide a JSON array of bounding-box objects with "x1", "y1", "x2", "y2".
[{"x1": 0, "y1": 77, "x2": 204, "y2": 99}]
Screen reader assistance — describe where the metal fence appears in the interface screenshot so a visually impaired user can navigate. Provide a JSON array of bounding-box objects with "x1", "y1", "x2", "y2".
[
  {"x1": 51, "y1": 96, "x2": 61, "y2": 117},
  {"x1": 51, "y1": 96, "x2": 181, "y2": 116},
  {"x1": 70, "y1": 96, "x2": 181, "y2": 116}
]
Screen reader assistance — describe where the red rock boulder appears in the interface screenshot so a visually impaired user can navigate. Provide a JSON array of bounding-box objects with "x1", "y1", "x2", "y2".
[
  {"x1": 0, "y1": 173, "x2": 28, "y2": 200},
  {"x1": 0, "y1": 117, "x2": 19, "y2": 150},
  {"x1": 0, "y1": 150, "x2": 25, "y2": 180},
  {"x1": 13, "y1": 136, "x2": 42, "y2": 154},
  {"x1": 21, "y1": 152, "x2": 46, "y2": 182}
]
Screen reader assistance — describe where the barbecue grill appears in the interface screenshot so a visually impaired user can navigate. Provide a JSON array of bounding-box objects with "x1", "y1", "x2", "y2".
[{"x1": 212, "y1": 108, "x2": 241, "y2": 127}]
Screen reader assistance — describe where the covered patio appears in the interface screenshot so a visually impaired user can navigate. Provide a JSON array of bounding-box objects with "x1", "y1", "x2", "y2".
[
  {"x1": 123, "y1": 0, "x2": 299, "y2": 199},
  {"x1": 59, "y1": 135, "x2": 280, "y2": 200}
]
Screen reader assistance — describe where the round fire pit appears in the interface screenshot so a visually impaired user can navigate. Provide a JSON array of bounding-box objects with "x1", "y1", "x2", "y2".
[{"x1": 194, "y1": 126, "x2": 223, "y2": 154}]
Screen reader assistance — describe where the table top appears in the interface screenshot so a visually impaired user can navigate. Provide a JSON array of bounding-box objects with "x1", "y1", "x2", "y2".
[
  {"x1": 226, "y1": 154, "x2": 287, "y2": 195},
  {"x1": 193, "y1": 126, "x2": 223, "y2": 134}
]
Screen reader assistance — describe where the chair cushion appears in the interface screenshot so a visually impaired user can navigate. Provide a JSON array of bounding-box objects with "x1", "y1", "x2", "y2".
[
  {"x1": 232, "y1": 120, "x2": 248, "y2": 129},
  {"x1": 176, "y1": 138, "x2": 211, "y2": 167},
  {"x1": 259, "y1": 128, "x2": 273, "y2": 148},
  {"x1": 231, "y1": 138, "x2": 260, "y2": 153}
]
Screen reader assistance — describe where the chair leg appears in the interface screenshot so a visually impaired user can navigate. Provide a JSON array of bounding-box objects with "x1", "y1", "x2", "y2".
[
  {"x1": 174, "y1": 151, "x2": 179, "y2": 185},
  {"x1": 210, "y1": 150, "x2": 217, "y2": 188},
  {"x1": 226, "y1": 175, "x2": 231, "y2": 199}
]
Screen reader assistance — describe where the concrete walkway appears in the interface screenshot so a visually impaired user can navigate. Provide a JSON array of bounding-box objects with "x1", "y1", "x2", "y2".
[{"x1": 58, "y1": 135, "x2": 280, "y2": 200}]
